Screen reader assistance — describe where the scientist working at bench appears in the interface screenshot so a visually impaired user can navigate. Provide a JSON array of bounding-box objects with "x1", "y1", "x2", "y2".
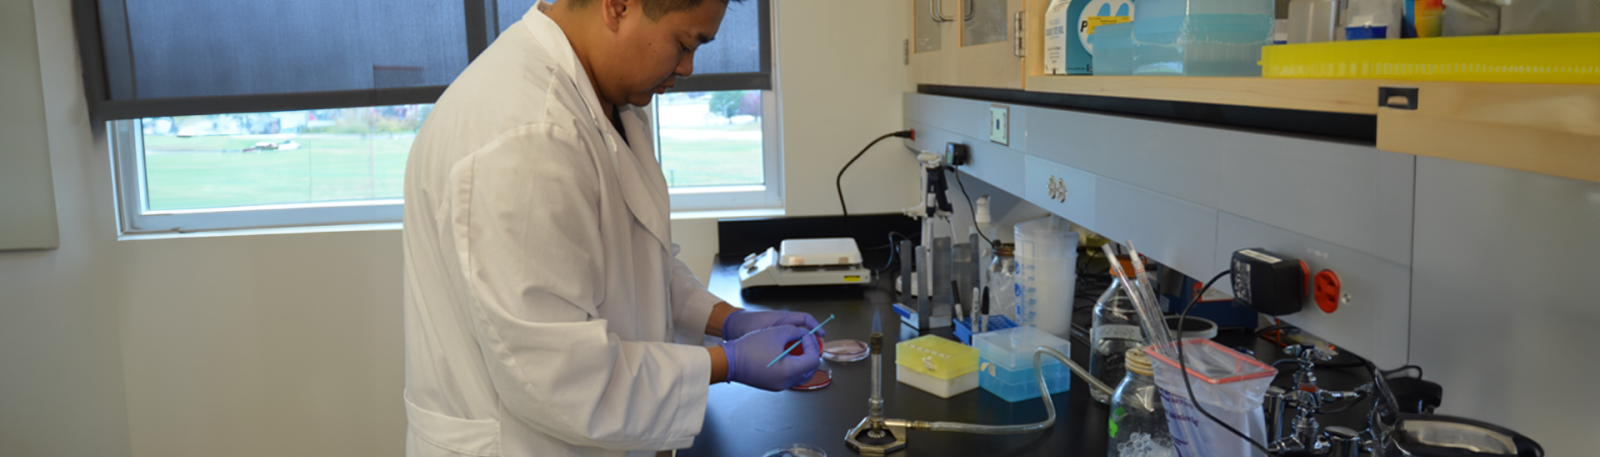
[{"x1": 401, "y1": 0, "x2": 823, "y2": 456}]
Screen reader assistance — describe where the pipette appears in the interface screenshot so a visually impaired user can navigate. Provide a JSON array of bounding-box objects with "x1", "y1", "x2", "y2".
[
  {"x1": 1124, "y1": 241, "x2": 1165, "y2": 328},
  {"x1": 1101, "y1": 244, "x2": 1172, "y2": 350},
  {"x1": 767, "y1": 314, "x2": 836, "y2": 368}
]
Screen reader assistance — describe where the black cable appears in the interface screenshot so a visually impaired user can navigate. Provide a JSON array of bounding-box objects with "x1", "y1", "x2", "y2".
[
  {"x1": 1381, "y1": 365, "x2": 1423, "y2": 380},
  {"x1": 1252, "y1": 323, "x2": 1297, "y2": 338},
  {"x1": 1177, "y1": 270, "x2": 1276, "y2": 456},
  {"x1": 1316, "y1": 399, "x2": 1361, "y2": 416},
  {"x1": 945, "y1": 166, "x2": 993, "y2": 246},
  {"x1": 836, "y1": 130, "x2": 914, "y2": 240},
  {"x1": 874, "y1": 232, "x2": 913, "y2": 274}
]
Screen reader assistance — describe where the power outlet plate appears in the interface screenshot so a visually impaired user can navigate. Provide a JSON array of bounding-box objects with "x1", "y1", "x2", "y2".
[{"x1": 989, "y1": 105, "x2": 1009, "y2": 146}]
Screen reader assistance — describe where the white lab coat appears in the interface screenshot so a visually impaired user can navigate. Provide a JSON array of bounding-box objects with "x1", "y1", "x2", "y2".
[{"x1": 401, "y1": 4, "x2": 722, "y2": 457}]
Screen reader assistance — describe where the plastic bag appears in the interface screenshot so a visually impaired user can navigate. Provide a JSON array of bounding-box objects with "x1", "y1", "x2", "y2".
[{"x1": 1146, "y1": 338, "x2": 1276, "y2": 457}]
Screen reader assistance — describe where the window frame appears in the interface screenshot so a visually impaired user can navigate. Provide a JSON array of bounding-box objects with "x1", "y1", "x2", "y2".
[
  {"x1": 108, "y1": 119, "x2": 406, "y2": 235},
  {"x1": 85, "y1": 0, "x2": 778, "y2": 235}
]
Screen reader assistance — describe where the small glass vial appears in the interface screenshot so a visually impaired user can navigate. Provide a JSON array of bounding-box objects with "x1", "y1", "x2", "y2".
[
  {"x1": 1089, "y1": 276, "x2": 1144, "y2": 404},
  {"x1": 988, "y1": 243, "x2": 1020, "y2": 325},
  {"x1": 1108, "y1": 347, "x2": 1174, "y2": 457}
]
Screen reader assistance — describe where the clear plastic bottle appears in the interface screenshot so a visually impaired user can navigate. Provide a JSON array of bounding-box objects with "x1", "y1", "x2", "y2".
[
  {"x1": 1108, "y1": 347, "x2": 1175, "y2": 457},
  {"x1": 988, "y1": 243, "x2": 1020, "y2": 325},
  {"x1": 1090, "y1": 276, "x2": 1145, "y2": 404}
]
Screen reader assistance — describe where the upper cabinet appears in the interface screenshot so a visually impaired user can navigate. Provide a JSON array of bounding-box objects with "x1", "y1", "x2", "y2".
[{"x1": 908, "y1": 0, "x2": 1026, "y2": 89}]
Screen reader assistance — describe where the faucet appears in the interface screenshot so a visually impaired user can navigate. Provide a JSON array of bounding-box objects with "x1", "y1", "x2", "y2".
[{"x1": 1267, "y1": 344, "x2": 1369, "y2": 457}]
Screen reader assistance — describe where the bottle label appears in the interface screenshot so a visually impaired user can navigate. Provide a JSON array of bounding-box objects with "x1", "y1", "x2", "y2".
[
  {"x1": 1093, "y1": 324, "x2": 1142, "y2": 342},
  {"x1": 1108, "y1": 407, "x2": 1124, "y2": 438}
]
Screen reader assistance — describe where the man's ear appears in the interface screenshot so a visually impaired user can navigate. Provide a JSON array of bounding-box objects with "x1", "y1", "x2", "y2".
[{"x1": 601, "y1": 0, "x2": 631, "y2": 32}]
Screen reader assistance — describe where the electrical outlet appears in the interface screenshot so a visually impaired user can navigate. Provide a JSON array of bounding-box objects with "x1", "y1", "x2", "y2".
[{"x1": 989, "y1": 105, "x2": 1009, "y2": 146}]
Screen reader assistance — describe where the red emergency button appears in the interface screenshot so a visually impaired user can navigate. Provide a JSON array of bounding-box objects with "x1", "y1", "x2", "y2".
[{"x1": 1314, "y1": 270, "x2": 1342, "y2": 313}]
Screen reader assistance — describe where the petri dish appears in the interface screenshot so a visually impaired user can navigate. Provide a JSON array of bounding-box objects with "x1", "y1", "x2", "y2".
[
  {"x1": 822, "y1": 339, "x2": 869, "y2": 363},
  {"x1": 790, "y1": 369, "x2": 832, "y2": 391},
  {"x1": 762, "y1": 443, "x2": 826, "y2": 457},
  {"x1": 789, "y1": 335, "x2": 826, "y2": 356}
]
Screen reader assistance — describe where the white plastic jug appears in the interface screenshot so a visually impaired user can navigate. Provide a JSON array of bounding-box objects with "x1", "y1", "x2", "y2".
[{"x1": 1012, "y1": 216, "x2": 1078, "y2": 340}]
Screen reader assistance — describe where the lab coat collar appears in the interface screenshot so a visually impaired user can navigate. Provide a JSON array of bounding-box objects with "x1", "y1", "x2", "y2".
[{"x1": 523, "y1": 4, "x2": 673, "y2": 252}]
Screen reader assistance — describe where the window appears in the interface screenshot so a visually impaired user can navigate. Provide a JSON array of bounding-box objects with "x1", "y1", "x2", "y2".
[
  {"x1": 77, "y1": 0, "x2": 775, "y2": 234},
  {"x1": 110, "y1": 106, "x2": 427, "y2": 233},
  {"x1": 653, "y1": 90, "x2": 782, "y2": 211}
]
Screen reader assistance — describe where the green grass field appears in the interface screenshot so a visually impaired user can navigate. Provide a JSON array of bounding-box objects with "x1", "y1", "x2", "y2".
[
  {"x1": 141, "y1": 124, "x2": 762, "y2": 210},
  {"x1": 658, "y1": 123, "x2": 763, "y2": 187},
  {"x1": 142, "y1": 134, "x2": 411, "y2": 210}
]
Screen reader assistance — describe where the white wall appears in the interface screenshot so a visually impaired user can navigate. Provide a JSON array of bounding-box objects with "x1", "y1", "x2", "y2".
[
  {"x1": 0, "y1": 2, "x2": 131, "y2": 457},
  {"x1": 776, "y1": 0, "x2": 918, "y2": 217},
  {"x1": 0, "y1": 1, "x2": 910, "y2": 456}
]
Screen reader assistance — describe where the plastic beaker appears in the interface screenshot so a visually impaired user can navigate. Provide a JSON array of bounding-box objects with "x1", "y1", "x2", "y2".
[{"x1": 1013, "y1": 217, "x2": 1077, "y2": 340}]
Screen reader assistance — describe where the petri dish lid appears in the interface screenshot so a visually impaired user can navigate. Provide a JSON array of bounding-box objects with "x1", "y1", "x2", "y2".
[
  {"x1": 790, "y1": 369, "x2": 832, "y2": 391},
  {"x1": 822, "y1": 339, "x2": 869, "y2": 362},
  {"x1": 762, "y1": 443, "x2": 827, "y2": 457}
]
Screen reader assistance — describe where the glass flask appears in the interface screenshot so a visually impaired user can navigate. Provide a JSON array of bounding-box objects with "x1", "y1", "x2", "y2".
[
  {"x1": 987, "y1": 243, "x2": 1020, "y2": 324},
  {"x1": 1108, "y1": 347, "x2": 1175, "y2": 457},
  {"x1": 1090, "y1": 276, "x2": 1145, "y2": 404}
]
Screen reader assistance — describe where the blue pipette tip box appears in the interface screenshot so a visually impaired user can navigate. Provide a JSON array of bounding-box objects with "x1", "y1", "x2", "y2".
[{"x1": 971, "y1": 326, "x2": 1073, "y2": 402}]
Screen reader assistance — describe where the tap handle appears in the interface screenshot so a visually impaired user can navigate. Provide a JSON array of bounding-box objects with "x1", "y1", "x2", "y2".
[
  {"x1": 1283, "y1": 343, "x2": 1336, "y2": 362},
  {"x1": 1325, "y1": 426, "x2": 1363, "y2": 457}
]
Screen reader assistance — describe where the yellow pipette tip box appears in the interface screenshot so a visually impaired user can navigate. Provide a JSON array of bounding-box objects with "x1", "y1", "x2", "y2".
[
  {"x1": 896, "y1": 335, "x2": 980, "y2": 398},
  {"x1": 1261, "y1": 33, "x2": 1600, "y2": 84}
]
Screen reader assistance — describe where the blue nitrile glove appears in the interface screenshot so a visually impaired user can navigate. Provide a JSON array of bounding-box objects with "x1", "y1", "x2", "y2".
[
  {"x1": 720, "y1": 326, "x2": 821, "y2": 391},
  {"x1": 721, "y1": 309, "x2": 826, "y2": 341}
]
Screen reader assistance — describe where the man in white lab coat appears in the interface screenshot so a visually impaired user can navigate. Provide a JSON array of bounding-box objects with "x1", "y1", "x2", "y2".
[{"x1": 401, "y1": 1, "x2": 823, "y2": 456}]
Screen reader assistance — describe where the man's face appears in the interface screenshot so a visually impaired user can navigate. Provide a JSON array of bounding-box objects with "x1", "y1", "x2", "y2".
[{"x1": 598, "y1": 0, "x2": 727, "y2": 108}]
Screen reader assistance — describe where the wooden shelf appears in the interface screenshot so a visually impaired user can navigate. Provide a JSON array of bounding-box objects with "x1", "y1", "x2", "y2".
[
  {"x1": 1021, "y1": 75, "x2": 1600, "y2": 183},
  {"x1": 1377, "y1": 81, "x2": 1600, "y2": 184},
  {"x1": 1025, "y1": 75, "x2": 1395, "y2": 114}
]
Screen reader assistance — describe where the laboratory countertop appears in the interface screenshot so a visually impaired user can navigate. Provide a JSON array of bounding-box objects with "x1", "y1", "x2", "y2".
[
  {"x1": 681, "y1": 257, "x2": 1105, "y2": 457},
  {"x1": 683, "y1": 255, "x2": 1377, "y2": 457}
]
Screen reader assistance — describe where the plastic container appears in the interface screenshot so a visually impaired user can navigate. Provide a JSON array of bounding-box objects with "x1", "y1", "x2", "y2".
[
  {"x1": 1132, "y1": 0, "x2": 1275, "y2": 76},
  {"x1": 1500, "y1": 0, "x2": 1600, "y2": 35},
  {"x1": 1013, "y1": 217, "x2": 1078, "y2": 339},
  {"x1": 1145, "y1": 338, "x2": 1277, "y2": 457},
  {"x1": 1260, "y1": 33, "x2": 1600, "y2": 84},
  {"x1": 1093, "y1": 22, "x2": 1137, "y2": 75},
  {"x1": 1344, "y1": 0, "x2": 1402, "y2": 40},
  {"x1": 896, "y1": 335, "x2": 980, "y2": 398},
  {"x1": 1405, "y1": 0, "x2": 1443, "y2": 38},
  {"x1": 1288, "y1": 0, "x2": 1340, "y2": 43},
  {"x1": 1109, "y1": 348, "x2": 1175, "y2": 457},
  {"x1": 971, "y1": 326, "x2": 1073, "y2": 402}
]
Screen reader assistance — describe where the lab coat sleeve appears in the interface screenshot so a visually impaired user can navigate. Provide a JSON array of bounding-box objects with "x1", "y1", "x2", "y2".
[
  {"x1": 668, "y1": 244, "x2": 722, "y2": 344},
  {"x1": 450, "y1": 123, "x2": 708, "y2": 451}
]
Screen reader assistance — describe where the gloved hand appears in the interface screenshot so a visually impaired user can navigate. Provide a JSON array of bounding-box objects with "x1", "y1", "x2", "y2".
[
  {"x1": 720, "y1": 325, "x2": 821, "y2": 391},
  {"x1": 721, "y1": 309, "x2": 825, "y2": 341}
]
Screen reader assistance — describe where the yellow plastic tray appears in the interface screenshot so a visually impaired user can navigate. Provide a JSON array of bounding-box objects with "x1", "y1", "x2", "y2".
[
  {"x1": 896, "y1": 335, "x2": 979, "y2": 380},
  {"x1": 1261, "y1": 33, "x2": 1600, "y2": 84}
]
